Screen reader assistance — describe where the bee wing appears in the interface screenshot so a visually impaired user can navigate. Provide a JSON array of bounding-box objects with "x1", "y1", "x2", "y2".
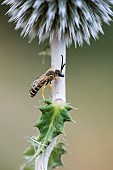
[
  {"x1": 31, "y1": 73, "x2": 47, "y2": 88},
  {"x1": 30, "y1": 78, "x2": 39, "y2": 87},
  {"x1": 30, "y1": 77, "x2": 38, "y2": 87}
]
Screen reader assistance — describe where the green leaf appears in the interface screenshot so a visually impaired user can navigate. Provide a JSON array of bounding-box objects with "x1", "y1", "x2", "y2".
[
  {"x1": 34, "y1": 99, "x2": 73, "y2": 145},
  {"x1": 22, "y1": 143, "x2": 35, "y2": 170},
  {"x1": 22, "y1": 142, "x2": 67, "y2": 170},
  {"x1": 22, "y1": 163, "x2": 34, "y2": 170},
  {"x1": 48, "y1": 142, "x2": 67, "y2": 170},
  {"x1": 22, "y1": 99, "x2": 73, "y2": 166},
  {"x1": 24, "y1": 145, "x2": 36, "y2": 161}
]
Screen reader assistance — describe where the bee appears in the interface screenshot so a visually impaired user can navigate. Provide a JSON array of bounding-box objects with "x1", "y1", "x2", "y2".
[{"x1": 29, "y1": 55, "x2": 65, "y2": 99}]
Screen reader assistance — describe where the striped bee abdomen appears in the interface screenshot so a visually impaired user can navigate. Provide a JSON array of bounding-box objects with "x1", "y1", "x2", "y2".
[
  {"x1": 29, "y1": 78, "x2": 46, "y2": 97},
  {"x1": 29, "y1": 87, "x2": 40, "y2": 97}
]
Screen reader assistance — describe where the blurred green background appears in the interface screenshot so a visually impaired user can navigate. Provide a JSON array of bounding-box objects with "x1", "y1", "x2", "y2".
[{"x1": 0, "y1": 5, "x2": 113, "y2": 170}]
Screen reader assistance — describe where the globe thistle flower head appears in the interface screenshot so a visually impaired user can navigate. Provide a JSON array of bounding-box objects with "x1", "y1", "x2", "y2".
[{"x1": 3, "y1": 0, "x2": 113, "y2": 47}]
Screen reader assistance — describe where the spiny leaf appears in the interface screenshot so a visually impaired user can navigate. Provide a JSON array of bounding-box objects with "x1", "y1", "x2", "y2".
[
  {"x1": 24, "y1": 144, "x2": 36, "y2": 161},
  {"x1": 23, "y1": 99, "x2": 74, "y2": 165},
  {"x1": 22, "y1": 142, "x2": 67, "y2": 170},
  {"x1": 48, "y1": 142, "x2": 67, "y2": 170},
  {"x1": 34, "y1": 100, "x2": 73, "y2": 145},
  {"x1": 22, "y1": 163, "x2": 34, "y2": 170},
  {"x1": 22, "y1": 144, "x2": 35, "y2": 170}
]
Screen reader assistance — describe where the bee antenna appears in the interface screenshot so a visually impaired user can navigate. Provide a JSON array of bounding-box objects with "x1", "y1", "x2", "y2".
[{"x1": 61, "y1": 55, "x2": 65, "y2": 72}]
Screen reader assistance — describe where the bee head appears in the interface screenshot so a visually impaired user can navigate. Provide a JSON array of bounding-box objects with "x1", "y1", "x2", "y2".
[
  {"x1": 55, "y1": 70, "x2": 64, "y2": 77},
  {"x1": 54, "y1": 55, "x2": 65, "y2": 77}
]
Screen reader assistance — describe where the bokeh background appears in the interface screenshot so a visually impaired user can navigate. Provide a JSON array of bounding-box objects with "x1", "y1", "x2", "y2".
[{"x1": 0, "y1": 5, "x2": 113, "y2": 170}]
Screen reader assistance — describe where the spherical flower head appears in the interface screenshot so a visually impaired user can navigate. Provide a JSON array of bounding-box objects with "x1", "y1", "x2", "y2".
[{"x1": 3, "y1": 0, "x2": 113, "y2": 47}]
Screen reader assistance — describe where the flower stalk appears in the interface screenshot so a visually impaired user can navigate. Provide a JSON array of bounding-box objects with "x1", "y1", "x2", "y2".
[{"x1": 51, "y1": 36, "x2": 66, "y2": 102}]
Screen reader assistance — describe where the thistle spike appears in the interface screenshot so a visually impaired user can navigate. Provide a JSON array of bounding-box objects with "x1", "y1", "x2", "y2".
[{"x1": 3, "y1": 0, "x2": 113, "y2": 47}]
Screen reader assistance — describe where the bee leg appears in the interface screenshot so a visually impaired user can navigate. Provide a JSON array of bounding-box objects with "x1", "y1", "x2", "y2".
[
  {"x1": 42, "y1": 83, "x2": 47, "y2": 100},
  {"x1": 48, "y1": 82, "x2": 59, "y2": 93},
  {"x1": 55, "y1": 77, "x2": 58, "y2": 81}
]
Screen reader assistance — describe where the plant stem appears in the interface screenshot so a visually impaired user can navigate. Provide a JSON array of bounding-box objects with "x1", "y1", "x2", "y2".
[
  {"x1": 35, "y1": 137, "x2": 57, "y2": 170},
  {"x1": 35, "y1": 37, "x2": 66, "y2": 170},
  {"x1": 51, "y1": 36, "x2": 66, "y2": 102}
]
